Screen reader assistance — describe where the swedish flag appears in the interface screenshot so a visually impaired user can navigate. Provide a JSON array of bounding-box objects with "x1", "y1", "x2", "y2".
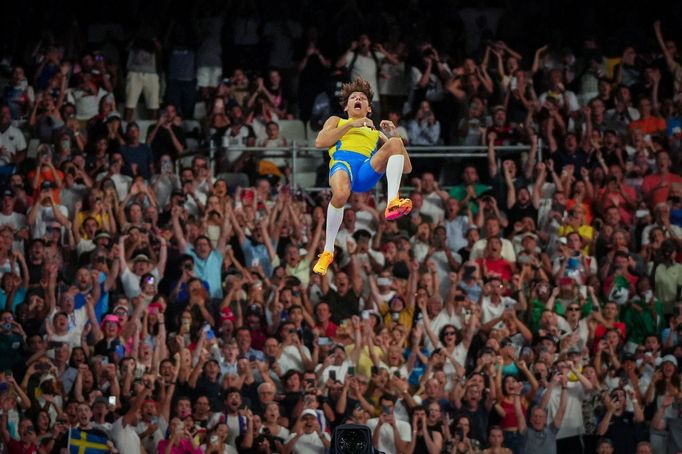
[{"x1": 68, "y1": 428, "x2": 110, "y2": 454}]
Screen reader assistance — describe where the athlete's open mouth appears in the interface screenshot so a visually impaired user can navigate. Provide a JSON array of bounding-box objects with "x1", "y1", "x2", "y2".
[{"x1": 354, "y1": 102, "x2": 362, "y2": 109}]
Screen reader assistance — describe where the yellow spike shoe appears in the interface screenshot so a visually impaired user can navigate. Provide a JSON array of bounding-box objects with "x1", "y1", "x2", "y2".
[
  {"x1": 384, "y1": 197, "x2": 413, "y2": 221},
  {"x1": 313, "y1": 251, "x2": 334, "y2": 275}
]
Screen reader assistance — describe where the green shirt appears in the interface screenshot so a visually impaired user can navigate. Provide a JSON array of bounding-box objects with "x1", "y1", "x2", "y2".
[
  {"x1": 530, "y1": 296, "x2": 595, "y2": 333},
  {"x1": 622, "y1": 297, "x2": 663, "y2": 344},
  {"x1": 449, "y1": 183, "x2": 492, "y2": 214}
]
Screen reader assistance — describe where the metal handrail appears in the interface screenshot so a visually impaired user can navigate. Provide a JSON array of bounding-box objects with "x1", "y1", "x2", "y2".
[{"x1": 176, "y1": 141, "x2": 540, "y2": 189}]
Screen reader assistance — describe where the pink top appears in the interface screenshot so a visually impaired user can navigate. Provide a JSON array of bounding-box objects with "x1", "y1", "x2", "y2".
[{"x1": 157, "y1": 438, "x2": 202, "y2": 454}]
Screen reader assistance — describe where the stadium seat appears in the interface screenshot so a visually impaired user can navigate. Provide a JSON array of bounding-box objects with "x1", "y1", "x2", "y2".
[
  {"x1": 185, "y1": 138, "x2": 200, "y2": 151},
  {"x1": 277, "y1": 120, "x2": 306, "y2": 142},
  {"x1": 306, "y1": 121, "x2": 318, "y2": 146},
  {"x1": 181, "y1": 120, "x2": 202, "y2": 134},
  {"x1": 193, "y1": 102, "x2": 207, "y2": 120},
  {"x1": 137, "y1": 120, "x2": 155, "y2": 143}
]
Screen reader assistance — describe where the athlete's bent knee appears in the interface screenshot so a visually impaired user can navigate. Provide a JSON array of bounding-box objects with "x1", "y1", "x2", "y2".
[
  {"x1": 386, "y1": 136, "x2": 404, "y2": 154},
  {"x1": 331, "y1": 187, "x2": 350, "y2": 207}
]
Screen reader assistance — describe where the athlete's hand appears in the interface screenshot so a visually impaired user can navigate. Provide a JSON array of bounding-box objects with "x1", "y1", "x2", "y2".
[
  {"x1": 380, "y1": 120, "x2": 396, "y2": 134},
  {"x1": 350, "y1": 117, "x2": 374, "y2": 129}
]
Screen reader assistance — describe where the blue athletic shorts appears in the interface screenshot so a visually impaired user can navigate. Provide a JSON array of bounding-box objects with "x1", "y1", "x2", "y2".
[{"x1": 329, "y1": 150, "x2": 383, "y2": 193}]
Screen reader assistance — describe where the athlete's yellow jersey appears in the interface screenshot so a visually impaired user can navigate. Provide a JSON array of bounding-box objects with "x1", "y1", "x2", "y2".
[{"x1": 328, "y1": 118, "x2": 380, "y2": 159}]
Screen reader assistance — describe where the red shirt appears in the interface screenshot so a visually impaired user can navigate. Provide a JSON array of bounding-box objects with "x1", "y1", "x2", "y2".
[
  {"x1": 7, "y1": 439, "x2": 37, "y2": 454},
  {"x1": 478, "y1": 257, "x2": 514, "y2": 282},
  {"x1": 593, "y1": 322, "x2": 627, "y2": 352},
  {"x1": 26, "y1": 168, "x2": 65, "y2": 204},
  {"x1": 598, "y1": 186, "x2": 637, "y2": 225},
  {"x1": 317, "y1": 321, "x2": 338, "y2": 338},
  {"x1": 642, "y1": 173, "x2": 682, "y2": 206},
  {"x1": 499, "y1": 398, "x2": 526, "y2": 429},
  {"x1": 628, "y1": 116, "x2": 666, "y2": 135}
]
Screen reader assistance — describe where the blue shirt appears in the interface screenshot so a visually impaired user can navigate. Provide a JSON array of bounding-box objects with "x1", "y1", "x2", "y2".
[
  {"x1": 120, "y1": 143, "x2": 154, "y2": 180},
  {"x1": 240, "y1": 238, "x2": 273, "y2": 276},
  {"x1": 74, "y1": 273, "x2": 108, "y2": 322},
  {"x1": 0, "y1": 287, "x2": 26, "y2": 312},
  {"x1": 172, "y1": 279, "x2": 211, "y2": 305},
  {"x1": 185, "y1": 246, "x2": 224, "y2": 299},
  {"x1": 671, "y1": 208, "x2": 682, "y2": 228}
]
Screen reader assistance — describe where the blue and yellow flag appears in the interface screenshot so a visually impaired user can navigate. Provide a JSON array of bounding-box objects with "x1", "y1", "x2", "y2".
[{"x1": 68, "y1": 428, "x2": 110, "y2": 454}]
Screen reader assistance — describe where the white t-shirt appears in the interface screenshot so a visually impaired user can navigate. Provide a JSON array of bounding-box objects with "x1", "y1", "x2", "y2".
[
  {"x1": 0, "y1": 212, "x2": 26, "y2": 230},
  {"x1": 442, "y1": 343, "x2": 469, "y2": 389},
  {"x1": 96, "y1": 172, "x2": 132, "y2": 201},
  {"x1": 642, "y1": 223, "x2": 682, "y2": 245},
  {"x1": 481, "y1": 296, "x2": 517, "y2": 329},
  {"x1": 538, "y1": 90, "x2": 580, "y2": 112},
  {"x1": 50, "y1": 329, "x2": 82, "y2": 350},
  {"x1": 285, "y1": 431, "x2": 330, "y2": 454},
  {"x1": 135, "y1": 420, "x2": 165, "y2": 454},
  {"x1": 559, "y1": 317, "x2": 590, "y2": 349},
  {"x1": 354, "y1": 209, "x2": 377, "y2": 235},
  {"x1": 68, "y1": 87, "x2": 108, "y2": 119},
  {"x1": 423, "y1": 310, "x2": 461, "y2": 352},
  {"x1": 120, "y1": 267, "x2": 160, "y2": 299},
  {"x1": 111, "y1": 417, "x2": 142, "y2": 454},
  {"x1": 152, "y1": 174, "x2": 180, "y2": 209},
  {"x1": 546, "y1": 381, "x2": 586, "y2": 439},
  {"x1": 0, "y1": 125, "x2": 27, "y2": 165},
  {"x1": 48, "y1": 306, "x2": 88, "y2": 344},
  {"x1": 344, "y1": 51, "x2": 385, "y2": 101},
  {"x1": 0, "y1": 212, "x2": 26, "y2": 251},
  {"x1": 470, "y1": 238, "x2": 517, "y2": 262},
  {"x1": 183, "y1": 191, "x2": 207, "y2": 218},
  {"x1": 278, "y1": 344, "x2": 312, "y2": 374},
  {"x1": 318, "y1": 360, "x2": 352, "y2": 385},
  {"x1": 29, "y1": 204, "x2": 69, "y2": 240},
  {"x1": 421, "y1": 192, "x2": 445, "y2": 224},
  {"x1": 366, "y1": 417, "x2": 412, "y2": 453}
]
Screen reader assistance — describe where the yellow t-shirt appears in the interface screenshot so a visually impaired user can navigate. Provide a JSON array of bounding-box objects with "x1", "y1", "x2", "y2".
[
  {"x1": 559, "y1": 224, "x2": 594, "y2": 254},
  {"x1": 328, "y1": 118, "x2": 380, "y2": 159},
  {"x1": 77, "y1": 211, "x2": 111, "y2": 234},
  {"x1": 344, "y1": 344, "x2": 385, "y2": 378},
  {"x1": 378, "y1": 302, "x2": 415, "y2": 331}
]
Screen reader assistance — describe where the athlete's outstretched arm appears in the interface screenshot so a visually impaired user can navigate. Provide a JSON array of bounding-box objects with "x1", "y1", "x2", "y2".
[{"x1": 315, "y1": 116, "x2": 366, "y2": 148}]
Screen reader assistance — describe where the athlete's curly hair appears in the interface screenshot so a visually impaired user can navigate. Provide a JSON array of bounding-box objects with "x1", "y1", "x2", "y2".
[{"x1": 340, "y1": 77, "x2": 374, "y2": 111}]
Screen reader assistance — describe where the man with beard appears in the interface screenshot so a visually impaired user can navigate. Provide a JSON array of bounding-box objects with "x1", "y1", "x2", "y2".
[{"x1": 284, "y1": 409, "x2": 331, "y2": 453}]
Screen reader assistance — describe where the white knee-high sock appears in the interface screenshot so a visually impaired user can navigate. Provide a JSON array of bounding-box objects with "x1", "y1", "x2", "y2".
[
  {"x1": 386, "y1": 154, "x2": 405, "y2": 201},
  {"x1": 323, "y1": 204, "x2": 344, "y2": 253}
]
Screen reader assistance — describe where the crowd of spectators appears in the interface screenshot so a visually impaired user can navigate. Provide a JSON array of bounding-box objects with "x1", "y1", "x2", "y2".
[{"x1": 0, "y1": 1, "x2": 681, "y2": 454}]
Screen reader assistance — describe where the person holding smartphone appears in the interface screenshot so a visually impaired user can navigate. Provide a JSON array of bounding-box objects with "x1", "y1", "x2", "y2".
[{"x1": 366, "y1": 395, "x2": 412, "y2": 453}]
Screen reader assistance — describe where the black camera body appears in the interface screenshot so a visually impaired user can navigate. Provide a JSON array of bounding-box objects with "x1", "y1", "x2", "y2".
[{"x1": 330, "y1": 424, "x2": 385, "y2": 454}]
